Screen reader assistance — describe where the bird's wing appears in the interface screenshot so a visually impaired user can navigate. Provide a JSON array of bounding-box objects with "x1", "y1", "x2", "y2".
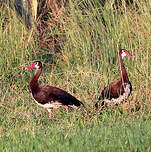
[
  {"x1": 34, "y1": 85, "x2": 83, "y2": 106},
  {"x1": 99, "y1": 80, "x2": 124, "y2": 100}
]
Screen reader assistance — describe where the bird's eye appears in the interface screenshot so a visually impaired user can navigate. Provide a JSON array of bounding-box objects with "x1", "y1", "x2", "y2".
[
  {"x1": 35, "y1": 62, "x2": 39, "y2": 69},
  {"x1": 121, "y1": 50, "x2": 127, "y2": 58}
]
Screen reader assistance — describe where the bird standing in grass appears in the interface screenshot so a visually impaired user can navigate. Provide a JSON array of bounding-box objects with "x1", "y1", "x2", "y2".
[
  {"x1": 95, "y1": 49, "x2": 134, "y2": 109},
  {"x1": 27, "y1": 61, "x2": 84, "y2": 119}
]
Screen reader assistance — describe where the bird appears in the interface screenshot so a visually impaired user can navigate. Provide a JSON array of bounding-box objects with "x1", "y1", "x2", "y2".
[
  {"x1": 27, "y1": 61, "x2": 84, "y2": 119},
  {"x1": 95, "y1": 49, "x2": 134, "y2": 109}
]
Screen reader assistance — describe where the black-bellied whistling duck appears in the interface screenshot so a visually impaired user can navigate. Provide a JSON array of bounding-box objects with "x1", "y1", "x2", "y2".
[
  {"x1": 27, "y1": 61, "x2": 84, "y2": 119},
  {"x1": 95, "y1": 49, "x2": 134, "y2": 109}
]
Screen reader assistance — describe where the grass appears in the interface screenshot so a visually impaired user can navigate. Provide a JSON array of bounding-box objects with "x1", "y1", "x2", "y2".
[
  {"x1": 0, "y1": 0, "x2": 151, "y2": 151},
  {"x1": 1, "y1": 116, "x2": 151, "y2": 151}
]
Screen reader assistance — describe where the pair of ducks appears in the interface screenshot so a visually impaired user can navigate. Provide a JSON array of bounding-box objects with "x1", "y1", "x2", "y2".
[{"x1": 27, "y1": 49, "x2": 134, "y2": 119}]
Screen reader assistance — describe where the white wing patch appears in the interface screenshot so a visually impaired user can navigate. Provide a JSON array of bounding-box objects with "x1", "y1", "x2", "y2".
[{"x1": 125, "y1": 83, "x2": 131, "y2": 96}]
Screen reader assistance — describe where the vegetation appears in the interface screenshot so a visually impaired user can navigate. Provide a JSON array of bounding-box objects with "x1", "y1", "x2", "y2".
[{"x1": 0, "y1": 0, "x2": 151, "y2": 151}]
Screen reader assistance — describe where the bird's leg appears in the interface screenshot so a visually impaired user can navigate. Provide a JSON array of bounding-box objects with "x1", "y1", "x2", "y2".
[
  {"x1": 47, "y1": 109, "x2": 53, "y2": 119},
  {"x1": 64, "y1": 105, "x2": 69, "y2": 113}
]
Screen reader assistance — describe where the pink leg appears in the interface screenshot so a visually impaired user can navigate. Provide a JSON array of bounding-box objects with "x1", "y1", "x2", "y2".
[
  {"x1": 48, "y1": 109, "x2": 53, "y2": 119},
  {"x1": 64, "y1": 105, "x2": 69, "y2": 113}
]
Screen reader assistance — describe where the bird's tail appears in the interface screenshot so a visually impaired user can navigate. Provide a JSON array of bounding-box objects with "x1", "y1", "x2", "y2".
[
  {"x1": 73, "y1": 99, "x2": 85, "y2": 108},
  {"x1": 79, "y1": 100, "x2": 85, "y2": 108}
]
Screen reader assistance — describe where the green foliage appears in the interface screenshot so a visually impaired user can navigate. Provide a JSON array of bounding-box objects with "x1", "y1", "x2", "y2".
[{"x1": 0, "y1": 0, "x2": 151, "y2": 151}]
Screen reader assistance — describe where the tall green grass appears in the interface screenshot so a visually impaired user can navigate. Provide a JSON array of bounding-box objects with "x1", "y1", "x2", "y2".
[{"x1": 0, "y1": 0, "x2": 151, "y2": 151}]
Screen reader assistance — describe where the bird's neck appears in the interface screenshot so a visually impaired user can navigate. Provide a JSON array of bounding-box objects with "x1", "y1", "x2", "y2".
[
  {"x1": 119, "y1": 55, "x2": 129, "y2": 83},
  {"x1": 30, "y1": 68, "x2": 42, "y2": 92}
]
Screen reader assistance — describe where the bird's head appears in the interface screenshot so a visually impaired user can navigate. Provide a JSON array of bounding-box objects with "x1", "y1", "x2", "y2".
[
  {"x1": 120, "y1": 49, "x2": 134, "y2": 59},
  {"x1": 27, "y1": 61, "x2": 42, "y2": 70}
]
